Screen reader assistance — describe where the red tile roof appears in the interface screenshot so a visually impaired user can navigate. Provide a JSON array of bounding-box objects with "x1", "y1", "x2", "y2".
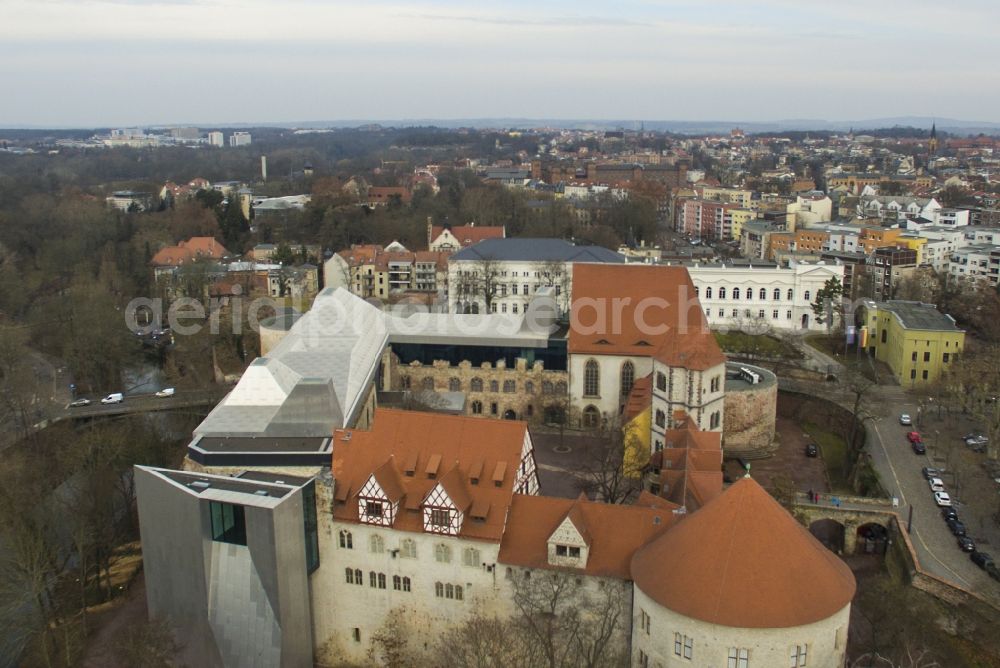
[
  {"x1": 569, "y1": 264, "x2": 725, "y2": 370},
  {"x1": 430, "y1": 224, "x2": 506, "y2": 248},
  {"x1": 632, "y1": 477, "x2": 856, "y2": 628},
  {"x1": 498, "y1": 494, "x2": 675, "y2": 579},
  {"x1": 331, "y1": 409, "x2": 529, "y2": 543}
]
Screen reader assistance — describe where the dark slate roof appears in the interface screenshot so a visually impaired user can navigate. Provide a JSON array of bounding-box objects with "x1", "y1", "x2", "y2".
[
  {"x1": 451, "y1": 238, "x2": 626, "y2": 263},
  {"x1": 881, "y1": 301, "x2": 962, "y2": 331}
]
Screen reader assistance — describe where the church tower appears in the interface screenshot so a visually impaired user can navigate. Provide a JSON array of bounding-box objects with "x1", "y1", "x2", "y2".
[{"x1": 929, "y1": 122, "x2": 939, "y2": 156}]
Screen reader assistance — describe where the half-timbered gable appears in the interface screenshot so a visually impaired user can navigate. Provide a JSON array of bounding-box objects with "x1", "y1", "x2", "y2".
[
  {"x1": 515, "y1": 431, "x2": 540, "y2": 495},
  {"x1": 357, "y1": 459, "x2": 403, "y2": 526},
  {"x1": 422, "y1": 466, "x2": 471, "y2": 535}
]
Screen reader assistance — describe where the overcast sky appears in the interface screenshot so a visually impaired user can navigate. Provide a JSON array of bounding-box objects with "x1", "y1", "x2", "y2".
[{"x1": 1, "y1": 0, "x2": 997, "y2": 127}]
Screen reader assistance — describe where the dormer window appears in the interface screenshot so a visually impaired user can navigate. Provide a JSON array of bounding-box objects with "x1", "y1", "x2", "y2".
[
  {"x1": 555, "y1": 545, "x2": 581, "y2": 559},
  {"x1": 366, "y1": 501, "x2": 384, "y2": 518},
  {"x1": 430, "y1": 508, "x2": 451, "y2": 529}
]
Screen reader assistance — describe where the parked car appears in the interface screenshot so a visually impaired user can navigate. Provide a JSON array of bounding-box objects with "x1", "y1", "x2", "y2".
[
  {"x1": 906, "y1": 431, "x2": 923, "y2": 444},
  {"x1": 963, "y1": 432, "x2": 988, "y2": 444},
  {"x1": 68, "y1": 398, "x2": 91, "y2": 408},
  {"x1": 899, "y1": 413, "x2": 912, "y2": 426},
  {"x1": 912, "y1": 441, "x2": 926, "y2": 455},
  {"x1": 921, "y1": 467, "x2": 940, "y2": 480},
  {"x1": 100, "y1": 393, "x2": 124, "y2": 405},
  {"x1": 957, "y1": 536, "x2": 976, "y2": 552},
  {"x1": 946, "y1": 518, "x2": 967, "y2": 537},
  {"x1": 934, "y1": 491, "x2": 952, "y2": 507},
  {"x1": 928, "y1": 477, "x2": 946, "y2": 493},
  {"x1": 941, "y1": 507, "x2": 959, "y2": 521},
  {"x1": 155, "y1": 387, "x2": 176, "y2": 398},
  {"x1": 970, "y1": 551, "x2": 995, "y2": 570},
  {"x1": 805, "y1": 443, "x2": 818, "y2": 457}
]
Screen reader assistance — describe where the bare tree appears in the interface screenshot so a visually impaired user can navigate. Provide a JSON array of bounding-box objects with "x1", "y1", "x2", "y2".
[
  {"x1": 943, "y1": 343, "x2": 1000, "y2": 460},
  {"x1": 453, "y1": 256, "x2": 502, "y2": 314},
  {"x1": 509, "y1": 570, "x2": 629, "y2": 668},
  {"x1": 435, "y1": 615, "x2": 527, "y2": 668},
  {"x1": 575, "y1": 424, "x2": 644, "y2": 505},
  {"x1": 367, "y1": 607, "x2": 414, "y2": 668},
  {"x1": 113, "y1": 617, "x2": 180, "y2": 668}
]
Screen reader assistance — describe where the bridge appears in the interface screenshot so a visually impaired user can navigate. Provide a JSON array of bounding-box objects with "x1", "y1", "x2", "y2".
[{"x1": 793, "y1": 492, "x2": 897, "y2": 555}]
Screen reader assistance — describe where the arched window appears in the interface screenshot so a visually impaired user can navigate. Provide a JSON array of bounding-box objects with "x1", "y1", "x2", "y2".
[
  {"x1": 393, "y1": 575, "x2": 402, "y2": 590},
  {"x1": 463, "y1": 547, "x2": 481, "y2": 567},
  {"x1": 445, "y1": 584, "x2": 455, "y2": 599},
  {"x1": 400, "y1": 538, "x2": 417, "y2": 558},
  {"x1": 377, "y1": 573, "x2": 386, "y2": 589},
  {"x1": 525, "y1": 381, "x2": 535, "y2": 394},
  {"x1": 718, "y1": 287, "x2": 726, "y2": 299},
  {"x1": 620, "y1": 361, "x2": 635, "y2": 396},
  {"x1": 503, "y1": 380, "x2": 516, "y2": 393},
  {"x1": 353, "y1": 568, "x2": 362, "y2": 585},
  {"x1": 584, "y1": 359, "x2": 599, "y2": 397},
  {"x1": 555, "y1": 381, "x2": 567, "y2": 395},
  {"x1": 422, "y1": 377, "x2": 435, "y2": 390},
  {"x1": 369, "y1": 534, "x2": 384, "y2": 554},
  {"x1": 705, "y1": 287, "x2": 713, "y2": 299},
  {"x1": 435, "y1": 544, "x2": 452, "y2": 563},
  {"x1": 400, "y1": 376, "x2": 411, "y2": 390},
  {"x1": 526, "y1": 404, "x2": 534, "y2": 417},
  {"x1": 787, "y1": 288, "x2": 794, "y2": 300},
  {"x1": 470, "y1": 377, "x2": 483, "y2": 392},
  {"x1": 471, "y1": 400, "x2": 483, "y2": 415},
  {"x1": 583, "y1": 405, "x2": 600, "y2": 429},
  {"x1": 435, "y1": 582, "x2": 444, "y2": 597},
  {"x1": 804, "y1": 290, "x2": 811, "y2": 301},
  {"x1": 489, "y1": 380, "x2": 499, "y2": 392},
  {"x1": 455, "y1": 585, "x2": 464, "y2": 601},
  {"x1": 745, "y1": 288, "x2": 752, "y2": 301},
  {"x1": 369, "y1": 571, "x2": 377, "y2": 587},
  {"x1": 759, "y1": 288, "x2": 766, "y2": 300},
  {"x1": 339, "y1": 530, "x2": 353, "y2": 549},
  {"x1": 773, "y1": 288, "x2": 781, "y2": 300},
  {"x1": 732, "y1": 287, "x2": 740, "y2": 299},
  {"x1": 449, "y1": 377, "x2": 461, "y2": 391},
  {"x1": 542, "y1": 381, "x2": 554, "y2": 395}
]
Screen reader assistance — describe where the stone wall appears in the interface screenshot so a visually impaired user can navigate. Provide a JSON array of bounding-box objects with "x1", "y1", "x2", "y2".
[
  {"x1": 722, "y1": 364, "x2": 778, "y2": 456},
  {"x1": 386, "y1": 352, "x2": 568, "y2": 424}
]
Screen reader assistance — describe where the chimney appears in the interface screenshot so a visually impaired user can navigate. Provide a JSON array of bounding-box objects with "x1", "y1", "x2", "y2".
[{"x1": 261, "y1": 155, "x2": 267, "y2": 182}]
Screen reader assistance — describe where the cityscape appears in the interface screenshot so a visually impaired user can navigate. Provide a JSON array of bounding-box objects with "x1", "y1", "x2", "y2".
[{"x1": 2, "y1": 2, "x2": 1000, "y2": 668}]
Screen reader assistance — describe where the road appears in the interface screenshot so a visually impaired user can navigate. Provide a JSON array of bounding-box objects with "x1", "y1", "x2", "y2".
[
  {"x1": 781, "y1": 377, "x2": 1000, "y2": 605},
  {"x1": 54, "y1": 388, "x2": 227, "y2": 420}
]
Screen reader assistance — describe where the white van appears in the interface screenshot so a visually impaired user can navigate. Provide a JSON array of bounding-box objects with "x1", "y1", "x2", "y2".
[{"x1": 100, "y1": 393, "x2": 124, "y2": 404}]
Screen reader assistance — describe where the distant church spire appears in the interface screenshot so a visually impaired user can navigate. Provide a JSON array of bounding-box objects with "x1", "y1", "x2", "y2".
[{"x1": 929, "y1": 122, "x2": 939, "y2": 155}]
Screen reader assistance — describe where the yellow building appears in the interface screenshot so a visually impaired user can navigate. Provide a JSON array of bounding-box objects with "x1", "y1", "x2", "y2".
[
  {"x1": 699, "y1": 186, "x2": 753, "y2": 208},
  {"x1": 861, "y1": 301, "x2": 965, "y2": 386},
  {"x1": 727, "y1": 208, "x2": 755, "y2": 242},
  {"x1": 895, "y1": 235, "x2": 928, "y2": 265}
]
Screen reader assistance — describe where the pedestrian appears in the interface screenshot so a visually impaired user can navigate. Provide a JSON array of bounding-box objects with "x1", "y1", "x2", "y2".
[{"x1": 808, "y1": 488, "x2": 814, "y2": 503}]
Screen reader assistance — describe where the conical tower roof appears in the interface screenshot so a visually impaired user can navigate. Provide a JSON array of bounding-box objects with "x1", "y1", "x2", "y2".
[{"x1": 631, "y1": 477, "x2": 855, "y2": 628}]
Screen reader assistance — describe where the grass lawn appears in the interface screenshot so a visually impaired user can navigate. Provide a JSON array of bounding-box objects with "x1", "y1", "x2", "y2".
[
  {"x1": 713, "y1": 331, "x2": 802, "y2": 359},
  {"x1": 804, "y1": 333, "x2": 846, "y2": 357},
  {"x1": 803, "y1": 421, "x2": 854, "y2": 494}
]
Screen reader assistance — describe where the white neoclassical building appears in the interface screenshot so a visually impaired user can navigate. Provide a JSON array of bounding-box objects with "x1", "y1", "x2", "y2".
[
  {"x1": 683, "y1": 260, "x2": 846, "y2": 332},
  {"x1": 447, "y1": 237, "x2": 625, "y2": 315}
]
